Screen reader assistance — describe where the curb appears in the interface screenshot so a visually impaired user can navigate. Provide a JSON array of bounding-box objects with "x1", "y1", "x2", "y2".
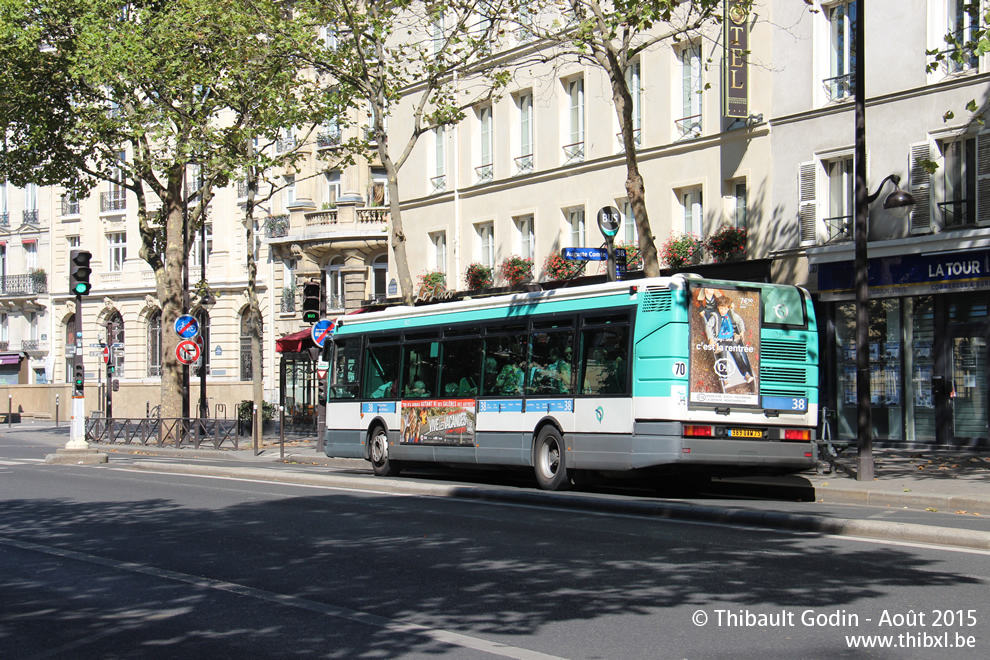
[{"x1": 124, "y1": 461, "x2": 990, "y2": 552}]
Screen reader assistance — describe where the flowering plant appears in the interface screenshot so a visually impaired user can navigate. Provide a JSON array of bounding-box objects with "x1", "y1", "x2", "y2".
[
  {"x1": 704, "y1": 226, "x2": 748, "y2": 262},
  {"x1": 543, "y1": 251, "x2": 586, "y2": 281},
  {"x1": 417, "y1": 270, "x2": 447, "y2": 297},
  {"x1": 615, "y1": 241, "x2": 643, "y2": 271},
  {"x1": 661, "y1": 233, "x2": 704, "y2": 269},
  {"x1": 465, "y1": 262, "x2": 494, "y2": 290},
  {"x1": 499, "y1": 254, "x2": 534, "y2": 286}
]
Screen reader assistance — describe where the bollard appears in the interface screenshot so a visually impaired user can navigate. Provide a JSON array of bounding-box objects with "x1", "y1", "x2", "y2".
[
  {"x1": 252, "y1": 404, "x2": 259, "y2": 456},
  {"x1": 55, "y1": 394, "x2": 60, "y2": 428},
  {"x1": 279, "y1": 405, "x2": 285, "y2": 459},
  {"x1": 7, "y1": 394, "x2": 11, "y2": 428}
]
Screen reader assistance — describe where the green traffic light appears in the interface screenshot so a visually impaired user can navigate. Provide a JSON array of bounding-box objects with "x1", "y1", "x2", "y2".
[{"x1": 72, "y1": 283, "x2": 91, "y2": 295}]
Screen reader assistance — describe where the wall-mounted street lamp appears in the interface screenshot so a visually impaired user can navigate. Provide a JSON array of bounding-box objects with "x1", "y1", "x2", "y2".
[{"x1": 854, "y1": 1, "x2": 916, "y2": 484}]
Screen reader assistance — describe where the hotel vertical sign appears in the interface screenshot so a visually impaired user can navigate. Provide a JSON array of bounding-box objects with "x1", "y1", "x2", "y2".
[{"x1": 724, "y1": 0, "x2": 749, "y2": 119}]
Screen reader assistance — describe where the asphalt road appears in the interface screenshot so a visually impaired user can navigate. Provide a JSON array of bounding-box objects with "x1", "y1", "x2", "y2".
[{"x1": 0, "y1": 443, "x2": 987, "y2": 658}]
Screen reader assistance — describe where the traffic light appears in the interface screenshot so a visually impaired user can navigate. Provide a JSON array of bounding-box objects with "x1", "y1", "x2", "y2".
[
  {"x1": 72, "y1": 362, "x2": 85, "y2": 396},
  {"x1": 302, "y1": 280, "x2": 321, "y2": 324},
  {"x1": 317, "y1": 378, "x2": 327, "y2": 405},
  {"x1": 69, "y1": 249, "x2": 93, "y2": 296}
]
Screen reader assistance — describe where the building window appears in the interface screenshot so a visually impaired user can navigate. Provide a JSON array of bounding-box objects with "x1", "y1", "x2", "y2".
[
  {"x1": 108, "y1": 232, "x2": 126, "y2": 272},
  {"x1": 679, "y1": 187, "x2": 703, "y2": 235},
  {"x1": 284, "y1": 174, "x2": 296, "y2": 208},
  {"x1": 372, "y1": 254, "x2": 388, "y2": 300},
  {"x1": 732, "y1": 180, "x2": 748, "y2": 229},
  {"x1": 939, "y1": 136, "x2": 977, "y2": 229},
  {"x1": 240, "y1": 311, "x2": 253, "y2": 381},
  {"x1": 327, "y1": 257, "x2": 344, "y2": 310},
  {"x1": 148, "y1": 310, "x2": 162, "y2": 377},
  {"x1": 432, "y1": 126, "x2": 446, "y2": 194},
  {"x1": 516, "y1": 92, "x2": 534, "y2": 174},
  {"x1": 825, "y1": 157, "x2": 854, "y2": 240},
  {"x1": 325, "y1": 171, "x2": 341, "y2": 207},
  {"x1": 476, "y1": 222, "x2": 494, "y2": 267},
  {"x1": 24, "y1": 241, "x2": 37, "y2": 271},
  {"x1": 825, "y1": 1, "x2": 856, "y2": 101},
  {"x1": 190, "y1": 223, "x2": 213, "y2": 270},
  {"x1": 431, "y1": 231, "x2": 447, "y2": 273},
  {"x1": 677, "y1": 45, "x2": 703, "y2": 138},
  {"x1": 23, "y1": 183, "x2": 38, "y2": 224},
  {"x1": 477, "y1": 106, "x2": 493, "y2": 182},
  {"x1": 432, "y1": 12, "x2": 445, "y2": 55},
  {"x1": 568, "y1": 207, "x2": 586, "y2": 247},
  {"x1": 515, "y1": 215, "x2": 534, "y2": 260},
  {"x1": 622, "y1": 201, "x2": 639, "y2": 244},
  {"x1": 564, "y1": 77, "x2": 585, "y2": 164},
  {"x1": 622, "y1": 61, "x2": 642, "y2": 149},
  {"x1": 68, "y1": 236, "x2": 81, "y2": 249},
  {"x1": 0, "y1": 180, "x2": 7, "y2": 227},
  {"x1": 370, "y1": 168, "x2": 388, "y2": 207},
  {"x1": 101, "y1": 151, "x2": 126, "y2": 212},
  {"x1": 936, "y1": 1, "x2": 979, "y2": 76}
]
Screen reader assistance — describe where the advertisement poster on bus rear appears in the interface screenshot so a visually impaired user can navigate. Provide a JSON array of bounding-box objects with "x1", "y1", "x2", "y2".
[
  {"x1": 400, "y1": 399, "x2": 476, "y2": 446},
  {"x1": 689, "y1": 285, "x2": 761, "y2": 407}
]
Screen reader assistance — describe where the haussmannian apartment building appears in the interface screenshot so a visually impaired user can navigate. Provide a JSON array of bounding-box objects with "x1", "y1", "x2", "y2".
[{"x1": 3, "y1": 1, "x2": 990, "y2": 448}]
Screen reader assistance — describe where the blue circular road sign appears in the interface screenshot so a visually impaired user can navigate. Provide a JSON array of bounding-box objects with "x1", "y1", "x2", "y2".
[
  {"x1": 311, "y1": 319, "x2": 335, "y2": 348},
  {"x1": 174, "y1": 314, "x2": 200, "y2": 339}
]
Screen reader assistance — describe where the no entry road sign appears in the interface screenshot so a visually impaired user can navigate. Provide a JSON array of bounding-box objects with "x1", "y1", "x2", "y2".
[{"x1": 176, "y1": 339, "x2": 201, "y2": 365}]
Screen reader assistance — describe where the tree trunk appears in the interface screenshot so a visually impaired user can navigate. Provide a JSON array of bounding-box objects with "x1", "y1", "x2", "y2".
[
  {"x1": 159, "y1": 168, "x2": 188, "y2": 420},
  {"x1": 378, "y1": 129, "x2": 413, "y2": 305},
  {"x1": 244, "y1": 153, "x2": 265, "y2": 446}
]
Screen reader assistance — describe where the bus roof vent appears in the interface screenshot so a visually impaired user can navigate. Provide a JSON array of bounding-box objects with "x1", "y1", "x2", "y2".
[{"x1": 641, "y1": 286, "x2": 672, "y2": 313}]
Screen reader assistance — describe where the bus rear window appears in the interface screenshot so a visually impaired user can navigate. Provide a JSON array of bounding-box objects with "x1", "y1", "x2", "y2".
[{"x1": 763, "y1": 288, "x2": 807, "y2": 327}]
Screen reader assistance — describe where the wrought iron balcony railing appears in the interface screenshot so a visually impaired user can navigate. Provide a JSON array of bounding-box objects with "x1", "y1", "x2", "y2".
[
  {"x1": 475, "y1": 163, "x2": 494, "y2": 183},
  {"x1": 938, "y1": 200, "x2": 974, "y2": 229},
  {"x1": 562, "y1": 142, "x2": 585, "y2": 165},
  {"x1": 674, "y1": 115, "x2": 702, "y2": 139},
  {"x1": 100, "y1": 190, "x2": 126, "y2": 212},
  {"x1": 430, "y1": 175, "x2": 447, "y2": 194},
  {"x1": 514, "y1": 154, "x2": 534, "y2": 175},
  {"x1": 824, "y1": 215, "x2": 852, "y2": 243},
  {"x1": 22, "y1": 209, "x2": 39, "y2": 224},
  {"x1": 823, "y1": 73, "x2": 854, "y2": 101},
  {"x1": 276, "y1": 136, "x2": 297, "y2": 153},
  {"x1": 20, "y1": 339, "x2": 39, "y2": 352},
  {"x1": 317, "y1": 131, "x2": 342, "y2": 149},
  {"x1": 61, "y1": 196, "x2": 80, "y2": 216},
  {"x1": 0, "y1": 212, "x2": 7, "y2": 227},
  {"x1": 0, "y1": 273, "x2": 48, "y2": 296},
  {"x1": 265, "y1": 214, "x2": 289, "y2": 238}
]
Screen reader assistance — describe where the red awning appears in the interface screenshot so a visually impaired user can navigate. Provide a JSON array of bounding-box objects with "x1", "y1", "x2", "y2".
[{"x1": 275, "y1": 328, "x2": 314, "y2": 354}]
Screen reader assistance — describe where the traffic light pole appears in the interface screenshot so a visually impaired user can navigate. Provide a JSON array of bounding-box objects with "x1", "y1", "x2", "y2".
[
  {"x1": 105, "y1": 320, "x2": 113, "y2": 420},
  {"x1": 67, "y1": 293, "x2": 88, "y2": 449}
]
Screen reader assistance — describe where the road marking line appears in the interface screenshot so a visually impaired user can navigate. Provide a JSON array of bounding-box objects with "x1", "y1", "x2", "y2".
[{"x1": 0, "y1": 536, "x2": 566, "y2": 660}]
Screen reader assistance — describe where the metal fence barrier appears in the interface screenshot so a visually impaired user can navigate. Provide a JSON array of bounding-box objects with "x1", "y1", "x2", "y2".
[{"x1": 86, "y1": 416, "x2": 239, "y2": 450}]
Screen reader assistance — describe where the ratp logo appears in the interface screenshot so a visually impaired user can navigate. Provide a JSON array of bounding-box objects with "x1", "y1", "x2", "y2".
[{"x1": 595, "y1": 406, "x2": 604, "y2": 423}]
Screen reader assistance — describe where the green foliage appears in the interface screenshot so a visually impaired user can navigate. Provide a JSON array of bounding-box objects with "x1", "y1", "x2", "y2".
[
  {"x1": 499, "y1": 255, "x2": 534, "y2": 287},
  {"x1": 704, "y1": 226, "x2": 748, "y2": 263},
  {"x1": 238, "y1": 400, "x2": 275, "y2": 422},
  {"x1": 417, "y1": 270, "x2": 447, "y2": 297},
  {"x1": 543, "y1": 251, "x2": 586, "y2": 281},
  {"x1": 661, "y1": 233, "x2": 704, "y2": 269},
  {"x1": 464, "y1": 262, "x2": 494, "y2": 290}
]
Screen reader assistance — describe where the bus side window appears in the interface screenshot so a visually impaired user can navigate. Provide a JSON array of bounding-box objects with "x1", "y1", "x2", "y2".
[
  {"x1": 483, "y1": 334, "x2": 528, "y2": 396},
  {"x1": 528, "y1": 331, "x2": 574, "y2": 395},
  {"x1": 440, "y1": 337, "x2": 482, "y2": 396},
  {"x1": 403, "y1": 343, "x2": 439, "y2": 397},
  {"x1": 362, "y1": 344, "x2": 401, "y2": 399},
  {"x1": 330, "y1": 339, "x2": 360, "y2": 399},
  {"x1": 580, "y1": 327, "x2": 630, "y2": 395}
]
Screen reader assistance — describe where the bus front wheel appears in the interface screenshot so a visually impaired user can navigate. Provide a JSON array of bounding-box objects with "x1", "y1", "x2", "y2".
[
  {"x1": 534, "y1": 427, "x2": 569, "y2": 491},
  {"x1": 369, "y1": 426, "x2": 401, "y2": 477}
]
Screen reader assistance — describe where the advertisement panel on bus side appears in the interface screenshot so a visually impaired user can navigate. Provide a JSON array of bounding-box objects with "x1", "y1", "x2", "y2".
[
  {"x1": 689, "y1": 285, "x2": 761, "y2": 407},
  {"x1": 400, "y1": 399, "x2": 477, "y2": 446}
]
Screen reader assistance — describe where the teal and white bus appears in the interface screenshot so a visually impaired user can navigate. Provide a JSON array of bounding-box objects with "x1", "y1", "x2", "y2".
[{"x1": 322, "y1": 275, "x2": 818, "y2": 490}]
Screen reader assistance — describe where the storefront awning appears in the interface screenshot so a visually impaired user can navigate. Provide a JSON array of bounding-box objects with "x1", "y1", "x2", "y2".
[
  {"x1": 0, "y1": 353, "x2": 23, "y2": 366},
  {"x1": 275, "y1": 328, "x2": 315, "y2": 354}
]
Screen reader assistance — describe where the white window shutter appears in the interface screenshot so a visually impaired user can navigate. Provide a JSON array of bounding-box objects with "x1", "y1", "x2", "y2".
[
  {"x1": 977, "y1": 131, "x2": 990, "y2": 224},
  {"x1": 799, "y1": 161, "x2": 819, "y2": 246},
  {"x1": 909, "y1": 142, "x2": 931, "y2": 234}
]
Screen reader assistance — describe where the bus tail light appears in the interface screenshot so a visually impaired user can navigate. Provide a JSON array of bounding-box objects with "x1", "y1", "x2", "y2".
[
  {"x1": 783, "y1": 429, "x2": 811, "y2": 441},
  {"x1": 684, "y1": 425, "x2": 713, "y2": 437}
]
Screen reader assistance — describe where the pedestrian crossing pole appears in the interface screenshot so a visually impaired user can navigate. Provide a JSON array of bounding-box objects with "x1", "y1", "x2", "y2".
[{"x1": 67, "y1": 293, "x2": 89, "y2": 449}]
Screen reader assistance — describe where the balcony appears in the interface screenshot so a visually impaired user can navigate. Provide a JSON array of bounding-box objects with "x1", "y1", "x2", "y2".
[
  {"x1": 0, "y1": 212, "x2": 7, "y2": 227},
  {"x1": 0, "y1": 341, "x2": 7, "y2": 352},
  {"x1": 280, "y1": 288, "x2": 296, "y2": 313},
  {"x1": 276, "y1": 136, "x2": 297, "y2": 153},
  {"x1": 0, "y1": 273, "x2": 48, "y2": 297},
  {"x1": 61, "y1": 196, "x2": 80, "y2": 216},
  {"x1": 20, "y1": 339, "x2": 39, "y2": 352},
  {"x1": 430, "y1": 175, "x2": 447, "y2": 194},
  {"x1": 306, "y1": 209, "x2": 338, "y2": 227},
  {"x1": 938, "y1": 200, "x2": 974, "y2": 230},
  {"x1": 100, "y1": 190, "x2": 126, "y2": 212},
  {"x1": 357, "y1": 208, "x2": 388, "y2": 224},
  {"x1": 823, "y1": 73, "x2": 854, "y2": 102},
  {"x1": 824, "y1": 215, "x2": 852, "y2": 243},
  {"x1": 514, "y1": 154, "x2": 534, "y2": 175},
  {"x1": 317, "y1": 130, "x2": 342, "y2": 150},
  {"x1": 562, "y1": 142, "x2": 584, "y2": 165},
  {"x1": 616, "y1": 129, "x2": 642, "y2": 152},
  {"x1": 265, "y1": 214, "x2": 289, "y2": 238},
  {"x1": 22, "y1": 209, "x2": 39, "y2": 225},
  {"x1": 674, "y1": 115, "x2": 702, "y2": 139},
  {"x1": 475, "y1": 163, "x2": 494, "y2": 183}
]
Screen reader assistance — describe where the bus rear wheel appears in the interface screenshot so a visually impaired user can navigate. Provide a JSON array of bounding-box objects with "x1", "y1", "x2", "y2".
[
  {"x1": 534, "y1": 427, "x2": 569, "y2": 491},
  {"x1": 369, "y1": 426, "x2": 401, "y2": 477}
]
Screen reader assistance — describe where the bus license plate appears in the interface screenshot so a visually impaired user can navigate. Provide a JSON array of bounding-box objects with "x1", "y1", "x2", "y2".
[{"x1": 729, "y1": 429, "x2": 763, "y2": 438}]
